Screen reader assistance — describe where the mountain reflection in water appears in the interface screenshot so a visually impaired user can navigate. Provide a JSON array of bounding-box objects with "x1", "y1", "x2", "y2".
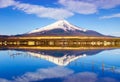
[
  {"x1": 18, "y1": 49, "x2": 107, "y2": 66},
  {"x1": 0, "y1": 48, "x2": 120, "y2": 82}
]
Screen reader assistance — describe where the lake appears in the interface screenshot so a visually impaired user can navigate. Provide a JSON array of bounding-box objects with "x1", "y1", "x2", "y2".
[{"x1": 0, "y1": 48, "x2": 120, "y2": 82}]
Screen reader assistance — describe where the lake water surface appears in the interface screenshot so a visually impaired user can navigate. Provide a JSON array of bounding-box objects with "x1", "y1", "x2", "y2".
[{"x1": 0, "y1": 49, "x2": 120, "y2": 82}]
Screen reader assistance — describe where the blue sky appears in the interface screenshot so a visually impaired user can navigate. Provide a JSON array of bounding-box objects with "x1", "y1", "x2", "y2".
[{"x1": 0, "y1": 0, "x2": 120, "y2": 36}]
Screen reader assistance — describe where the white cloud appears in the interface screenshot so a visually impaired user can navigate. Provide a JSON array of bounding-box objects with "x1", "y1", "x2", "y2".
[
  {"x1": 59, "y1": 0, "x2": 97, "y2": 14},
  {"x1": 92, "y1": 0, "x2": 120, "y2": 9},
  {"x1": 0, "y1": 0, "x2": 73, "y2": 20},
  {"x1": 0, "y1": 0, "x2": 120, "y2": 19},
  {"x1": 0, "y1": 66, "x2": 73, "y2": 82},
  {"x1": 14, "y1": 66, "x2": 73, "y2": 82},
  {"x1": 64, "y1": 72, "x2": 119, "y2": 82},
  {"x1": 0, "y1": 0, "x2": 15, "y2": 8},
  {"x1": 14, "y1": 2, "x2": 74, "y2": 20},
  {"x1": 64, "y1": 72, "x2": 97, "y2": 82},
  {"x1": 0, "y1": 70, "x2": 119, "y2": 82},
  {"x1": 74, "y1": 0, "x2": 120, "y2": 9},
  {"x1": 59, "y1": 0, "x2": 120, "y2": 15},
  {"x1": 100, "y1": 13, "x2": 120, "y2": 19},
  {"x1": 0, "y1": 78, "x2": 10, "y2": 82}
]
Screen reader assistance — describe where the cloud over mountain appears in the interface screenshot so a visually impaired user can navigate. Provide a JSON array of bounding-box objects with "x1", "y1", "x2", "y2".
[
  {"x1": 59, "y1": 0, "x2": 97, "y2": 14},
  {"x1": 14, "y1": 2, "x2": 74, "y2": 20},
  {"x1": 0, "y1": 0, "x2": 120, "y2": 19}
]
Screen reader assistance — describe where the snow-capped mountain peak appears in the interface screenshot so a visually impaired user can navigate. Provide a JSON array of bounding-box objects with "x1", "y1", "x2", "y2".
[
  {"x1": 24, "y1": 20, "x2": 104, "y2": 36},
  {"x1": 29, "y1": 20, "x2": 87, "y2": 34}
]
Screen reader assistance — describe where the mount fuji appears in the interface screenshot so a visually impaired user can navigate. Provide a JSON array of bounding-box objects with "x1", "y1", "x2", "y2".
[{"x1": 21, "y1": 20, "x2": 104, "y2": 36}]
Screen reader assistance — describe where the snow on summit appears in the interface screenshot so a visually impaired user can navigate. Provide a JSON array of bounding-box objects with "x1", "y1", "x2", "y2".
[{"x1": 29, "y1": 20, "x2": 87, "y2": 34}]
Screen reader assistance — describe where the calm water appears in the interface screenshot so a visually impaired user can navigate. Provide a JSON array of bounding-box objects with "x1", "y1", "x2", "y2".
[{"x1": 0, "y1": 49, "x2": 120, "y2": 82}]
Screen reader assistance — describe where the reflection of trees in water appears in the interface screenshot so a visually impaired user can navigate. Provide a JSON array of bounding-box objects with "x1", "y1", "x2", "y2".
[{"x1": 71, "y1": 59, "x2": 120, "y2": 74}]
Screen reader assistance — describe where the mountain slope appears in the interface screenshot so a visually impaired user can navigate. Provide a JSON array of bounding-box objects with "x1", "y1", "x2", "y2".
[
  {"x1": 29, "y1": 20, "x2": 87, "y2": 33},
  {"x1": 22, "y1": 20, "x2": 104, "y2": 36}
]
